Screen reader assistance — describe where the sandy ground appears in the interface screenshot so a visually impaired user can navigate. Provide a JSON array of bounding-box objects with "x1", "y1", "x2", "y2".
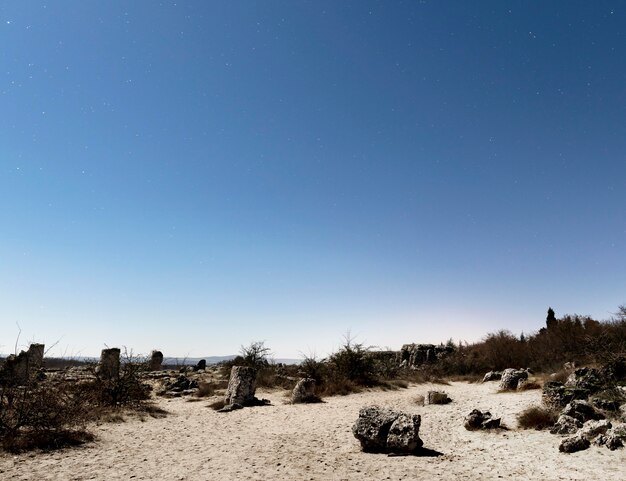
[{"x1": 2, "y1": 381, "x2": 625, "y2": 481}]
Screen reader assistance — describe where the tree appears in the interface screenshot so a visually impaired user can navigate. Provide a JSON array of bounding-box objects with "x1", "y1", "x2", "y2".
[{"x1": 546, "y1": 307, "x2": 557, "y2": 330}]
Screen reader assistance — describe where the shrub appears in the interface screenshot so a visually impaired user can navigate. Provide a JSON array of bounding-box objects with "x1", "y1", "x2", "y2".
[
  {"x1": 0, "y1": 371, "x2": 92, "y2": 452},
  {"x1": 517, "y1": 406, "x2": 558, "y2": 430}
]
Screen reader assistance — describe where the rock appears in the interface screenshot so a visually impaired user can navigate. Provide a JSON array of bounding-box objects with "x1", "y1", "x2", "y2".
[
  {"x1": 595, "y1": 423, "x2": 626, "y2": 450},
  {"x1": 98, "y1": 348, "x2": 121, "y2": 380},
  {"x1": 559, "y1": 435, "x2": 590, "y2": 453},
  {"x1": 224, "y1": 366, "x2": 257, "y2": 406},
  {"x1": 464, "y1": 409, "x2": 501, "y2": 430},
  {"x1": 352, "y1": 405, "x2": 422, "y2": 454},
  {"x1": 399, "y1": 344, "x2": 454, "y2": 368},
  {"x1": 149, "y1": 350, "x2": 163, "y2": 371},
  {"x1": 561, "y1": 400, "x2": 604, "y2": 423},
  {"x1": 550, "y1": 415, "x2": 583, "y2": 435},
  {"x1": 386, "y1": 413, "x2": 423, "y2": 453},
  {"x1": 27, "y1": 344, "x2": 45, "y2": 369},
  {"x1": 542, "y1": 381, "x2": 589, "y2": 409},
  {"x1": 195, "y1": 359, "x2": 207, "y2": 371},
  {"x1": 579, "y1": 419, "x2": 612, "y2": 440},
  {"x1": 291, "y1": 378, "x2": 319, "y2": 404},
  {"x1": 565, "y1": 367, "x2": 605, "y2": 395},
  {"x1": 427, "y1": 391, "x2": 451, "y2": 405},
  {"x1": 482, "y1": 371, "x2": 502, "y2": 382},
  {"x1": 499, "y1": 368, "x2": 528, "y2": 391},
  {"x1": 0, "y1": 343, "x2": 46, "y2": 386}
]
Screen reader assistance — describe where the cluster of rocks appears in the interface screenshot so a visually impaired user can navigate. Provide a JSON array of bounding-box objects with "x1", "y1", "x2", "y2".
[
  {"x1": 482, "y1": 368, "x2": 530, "y2": 390},
  {"x1": 464, "y1": 409, "x2": 501, "y2": 430},
  {"x1": 399, "y1": 344, "x2": 454, "y2": 368},
  {"x1": 352, "y1": 405, "x2": 423, "y2": 454},
  {"x1": 552, "y1": 401, "x2": 626, "y2": 453},
  {"x1": 158, "y1": 375, "x2": 200, "y2": 397},
  {"x1": 541, "y1": 362, "x2": 626, "y2": 453}
]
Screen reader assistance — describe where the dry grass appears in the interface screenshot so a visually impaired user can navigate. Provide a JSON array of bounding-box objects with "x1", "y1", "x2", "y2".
[{"x1": 517, "y1": 405, "x2": 558, "y2": 430}]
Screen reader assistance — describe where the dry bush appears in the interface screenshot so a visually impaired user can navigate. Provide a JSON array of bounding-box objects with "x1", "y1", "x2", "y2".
[
  {"x1": 518, "y1": 381, "x2": 542, "y2": 391},
  {"x1": 0, "y1": 374, "x2": 92, "y2": 452},
  {"x1": 517, "y1": 405, "x2": 558, "y2": 430},
  {"x1": 414, "y1": 394, "x2": 425, "y2": 406}
]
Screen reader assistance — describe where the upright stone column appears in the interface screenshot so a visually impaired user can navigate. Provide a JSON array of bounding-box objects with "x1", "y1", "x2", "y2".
[
  {"x1": 27, "y1": 343, "x2": 45, "y2": 369},
  {"x1": 99, "y1": 348, "x2": 121, "y2": 380},
  {"x1": 224, "y1": 366, "x2": 257, "y2": 406},
  {"x1": 149, "y1": 350, "x2": 164, "y2": 371}
]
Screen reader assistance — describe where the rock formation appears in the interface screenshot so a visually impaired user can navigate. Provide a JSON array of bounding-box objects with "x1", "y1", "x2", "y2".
[
  {"x1": 291, "y1": 378, "x2": 318, "y2": 404},
  {"x1": 99, "y1": 348, "x2": 121, "y2": 380},
  {"x1": 352, "y1": 405, "x2": 422, "y2": 454}
]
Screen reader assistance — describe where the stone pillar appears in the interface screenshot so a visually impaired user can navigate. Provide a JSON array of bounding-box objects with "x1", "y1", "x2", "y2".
[
  {"x1": 99, "y1": 348, "x2": 121, "y2": 380},
  {"x1": 27, "y1": 343, "x2": 45, "y2": 369},
  {"x1": 149, "y1": 350, "x2": 163, "y2": 371},
  {"x1": 224, "y1": 366, "x2": 257, "y2": 406}
]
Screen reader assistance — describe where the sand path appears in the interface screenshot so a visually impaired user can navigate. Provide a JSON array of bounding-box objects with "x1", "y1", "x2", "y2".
[{"x1": 2, "y1": 382, "x2": 625, "y2": 480}]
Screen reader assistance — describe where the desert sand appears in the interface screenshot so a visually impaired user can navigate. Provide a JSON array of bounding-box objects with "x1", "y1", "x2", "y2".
[{"x1": 2, "y1": 381, "x2": 625, "y2": 481}]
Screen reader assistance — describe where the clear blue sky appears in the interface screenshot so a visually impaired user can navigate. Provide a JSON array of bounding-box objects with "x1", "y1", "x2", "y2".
[{"x1": 1, "y1": 1, "x2": 624, "y2": 358}]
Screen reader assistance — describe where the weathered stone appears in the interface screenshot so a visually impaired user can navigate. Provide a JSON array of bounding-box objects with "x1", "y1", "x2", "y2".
[
  {"x1": 149, "y1": 350, "x2": 163, "y2": 371},
  {"x1": 386, "y1": 413, "x2": 423, "y2": 453},
  {"x1": 352, "y1": 405, "x2": 422, "y2": 453},
  {"x1": 596, "y1": 423, "x2": 626, "y2": 450},
  {"x1": 579, "y1": 419, "x2": 612, "y2": 440},
  {"x1": 565, "y1": 367, "x2": 605, "y2": 395},
  {"x1": 482, "y1": 371, "x2": 501, "y2": 382},
  {"x1": 559, "y1": 434, "x2": 590, "y2": 453},
  {"x1": 291, "y1": 378, "x2": 319, "y2": 404},
  {"x1": 224, "y1": 366, "x2": 257, "y2": 406},
  {"x1": 27, "y1": 343, "x2": 45, "y2": 369},
  {"x1": 499, "y1": 368, "x2": 528, "y2": 391},
  {"x1": 550, "y1": 415, "x2": 583, "y2": 435},
  {"x1": 99, "y1": 348, "x2": 121, "y2": 380},
  {"x1": 399, "y1": 344, "x2": 454, "y2": 368},
  {"x1": 542, "y1": 381, "x2": 589, "y2": 409},
  {"x1": 427, "y1": 391, "x2": 451, "y2": 405},
  {"x1": 464, "y1": 409, "x2": 500, "y2": 430},
  {"x1": 561, "y1": 400, "x2": 604, "y2": 423}
]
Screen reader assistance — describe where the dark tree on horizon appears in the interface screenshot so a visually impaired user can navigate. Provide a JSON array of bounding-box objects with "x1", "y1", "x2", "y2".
[{"x1": 546, "y1": 307, "x2": 557, "y2": 330}]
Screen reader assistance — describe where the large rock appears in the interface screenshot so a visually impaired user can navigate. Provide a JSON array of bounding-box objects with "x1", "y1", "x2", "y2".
[
  {"x1": 561, "y1": 400, "x2": 604, "y2": 423},
  {"x1": 542, "y1": 381, "x2": 589, "y2": 408},
  {"x1": 565, "y1": 367, "x2": 605, "y2": 395},
  {"x1": 224, "y1": 366, "x2": 257, "y2": 406},
  {"x1": 594, "y1": 423, "x2": 626, "y2": 450},
  {"x1": 579, "y1": 419, "x2": 612, "y2": 440},
  {"x1": 427, "y1": 391, "x2": 451, "y2": 405},
  {"x1": 464, "y1": 409, "x2": 501, "y2": 430},
  {"x1": 399, "y1": 344, "x2": 454, "y2": 368},
  {"x1": 0, "y1": 343, "x2": 46, "y2": 386},
  {"x1": 352, "y1": 405, "x2": 422, "y2": 453},
  {"x1": 98, "y1": 348, "x2": 121, "y2": 380},
  {"x1": 27, "y1": 343, "x2": 45, "y2": 369},
  {"x1": 499, "y1": 368, "x2": 528, "y2": 391},
  {"x1": 550, "y1": 415, "x2": 583, "y2": 435},
  {"x1": 291, "y1": 378, "x2": 318, "y2": 404},
  {"x1": 559, "y1": 434, "x2": 590, "y2": 453},
  {"x1": 149, "y1": 350, "x2": 164, "y2": 371}
]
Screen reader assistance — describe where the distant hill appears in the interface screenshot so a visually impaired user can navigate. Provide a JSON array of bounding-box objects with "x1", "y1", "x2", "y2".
[{"x1": 163, "y1": 356, "x2": 302, "y2": 366}]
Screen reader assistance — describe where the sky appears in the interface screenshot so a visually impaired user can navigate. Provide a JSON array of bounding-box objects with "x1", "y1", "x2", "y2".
[{"x1": 1, "y1": 1, "x2": 625, "y2": 359}]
